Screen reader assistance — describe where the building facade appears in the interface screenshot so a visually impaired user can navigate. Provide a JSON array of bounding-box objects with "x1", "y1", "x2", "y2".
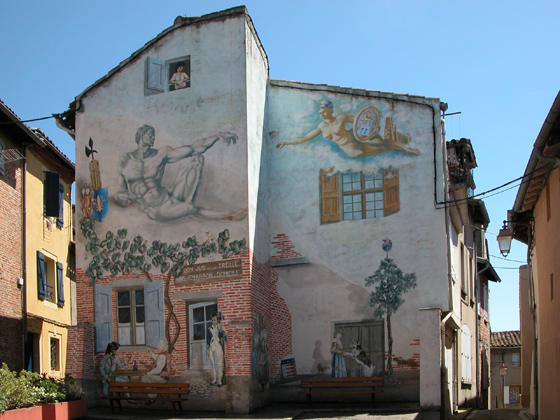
[
  {"x1": 508, "y1": 90, "x2": 560, "y2": 419},
  {"x1": 0, "y1": 100, "x2": 25, "y2": 372},
  {"x1": 0, "y1": 100, "x2": 75, "y2": 377},
  {"x1": 60, "y1": 7, "x2": 498, "y2": 417},
  {"x1": 490, "y1": 331, "x2": 521, "y2": 408}
]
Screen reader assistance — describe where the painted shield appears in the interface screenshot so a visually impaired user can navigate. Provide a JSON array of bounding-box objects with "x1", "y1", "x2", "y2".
[{"x1": 92, "y1": 187, "x2": 109, "y2": 221}]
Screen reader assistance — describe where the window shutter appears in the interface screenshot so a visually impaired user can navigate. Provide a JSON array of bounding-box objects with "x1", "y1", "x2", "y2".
[
  {"x1": 44, "y1": 172, "x2": 60, "y2": 217},
  {"x1": 383, "y1": 168, "x2": 400, "y2": 216},
  {"x1": 147, "y1": 57, "x2": 165, "y2": 92},
  {"x1": 94, "y1": 284, "x2": 114, "y2": 353},
  {"x1": 320, "y1": 171, "x2": 340, "y2": 223},
  {"x1": 144, "y1": 280, "x2": 165, "y2": 348},
  {"x1": 56, "y1": 262, "x2": 64, "y2": 307},
  {"x1": 37, "y1": 251, "x2": 46, "y2": 300},
  {"x1": 57, "y1": 184, "x2": 64, "y2": 227}
]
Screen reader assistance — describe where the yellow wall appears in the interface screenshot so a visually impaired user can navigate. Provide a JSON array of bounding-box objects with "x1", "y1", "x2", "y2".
[{"x1": 25, "y1": 149, "x2": 73, "y2": 376}]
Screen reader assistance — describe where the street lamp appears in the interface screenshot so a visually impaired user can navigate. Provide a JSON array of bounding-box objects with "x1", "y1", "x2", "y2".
[
  {"x1": 500, "y1": 362, "x2": 508, "y2": 408},
  {"x1": 497, "y1": 222, "x2": 513, "y2": 257}
]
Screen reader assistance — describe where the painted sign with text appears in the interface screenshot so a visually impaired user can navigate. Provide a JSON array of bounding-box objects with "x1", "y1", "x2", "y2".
[{"x1": 176, "y1": 258, "x2": 243, "y2": 284}]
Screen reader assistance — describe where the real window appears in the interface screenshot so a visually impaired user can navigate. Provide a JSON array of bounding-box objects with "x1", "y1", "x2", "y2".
[
  {"x1": 320, "y1": 168, "x2": 399, "y2": 223},
  {"x1": 511, "y1": 352, "x2": 520, "y2": 368},
  {"x1": 461, "y1": 324, "x2": 472, "y2": 382},
  {"x1": 509, "y1": 386, "x2": 521, "y2": 404},
  {"x1": 44, "y1": 171, "x2": 61, "y2": 219},
  {"x1": 50, "y1": 338, "x2": 59, "y2": 371},
  {"x1": 37, "y1": 251, "x2": 63, "y2": 305}
]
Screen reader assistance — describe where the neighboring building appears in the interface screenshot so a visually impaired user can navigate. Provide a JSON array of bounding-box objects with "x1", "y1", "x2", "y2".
[
  {"x1": 490, "y1": 331, "x2": 521, "y2": 408},
  {"x1": 58, "y1": 7, "x2": 499, "y2": 417},
  {"x1": 446, "y1": 140, "x2": 501, "y2": 411},
  {"x1": 507, "y1": 90, "x2": 560, "y2": 419},
  {"x1": 0, "y1": 100, "x2": 25, "y2": 371},
  {"x1": 0, "y1": 100, "x2": 75, "y2": 377}
]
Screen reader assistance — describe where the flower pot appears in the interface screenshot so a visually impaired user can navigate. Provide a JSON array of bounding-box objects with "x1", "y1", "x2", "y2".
[
  {"x1": 42, "y1": 400, "x2": 88, "y2": 420},
  {"x1": 0, "y1": 405, "x2": 43, "y2": 420}
]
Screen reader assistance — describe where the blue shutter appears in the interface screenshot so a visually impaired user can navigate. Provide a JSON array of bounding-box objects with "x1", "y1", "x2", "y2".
[
  {"x1": 37, "y1": 251, "x2": 46, "y2": 300},
  {"x1": 147, "y1": 57, "x2": 165, "y2": 92},
  {"x1": 57, "y1": 184, "x2": 64, "y2": 227},
  {"x1": 44, "y1": 172, "x2": 60, "y2": 217},
  {"x1": 56, "y1": 262, "x2": 64, "y2": 307},
  {"x1": 94, "y1": 284, "x2": 114, "y2": 353},
  {"x1": 144, "y1": 280, "x2": 165, "y2": 348}
]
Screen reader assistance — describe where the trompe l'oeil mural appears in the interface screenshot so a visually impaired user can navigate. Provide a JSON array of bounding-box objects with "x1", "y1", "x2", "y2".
[{"x1": 276, "y1": 100, "x2": 420, "y2": 158}]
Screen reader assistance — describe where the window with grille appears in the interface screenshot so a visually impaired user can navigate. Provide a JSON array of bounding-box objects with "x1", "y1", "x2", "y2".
[{"x1": 50, "y1": 338, "x2": 59, "y2": 371}]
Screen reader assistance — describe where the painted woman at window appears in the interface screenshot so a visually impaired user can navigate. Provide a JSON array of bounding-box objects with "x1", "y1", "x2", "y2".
[
  {"x1": 276, "y1": 100, "x2": 420, "y2": 158},
  {"x1": 100, "y1": 341, "x2": 131, "y2": 395},
  {"x1": 169, "y1": 62, "x2": 189, "y2": 90},
  {"x1": 331, "y1": 331, "x2": 347, "y2": 378}
]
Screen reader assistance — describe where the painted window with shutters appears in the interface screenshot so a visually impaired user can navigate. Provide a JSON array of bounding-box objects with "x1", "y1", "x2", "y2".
[
  {"x1": 320, "y1": 168, "x2": 399, "y2": 223},
  {"x1": 146, "y1": 57, "x2": 165, "y2": 93},
  {"x1": 94, "y1": 280, "x2": 164, "y2": 353},
  {"x1": 117, "y1": 289, "x2": 146, "y2": 346}
]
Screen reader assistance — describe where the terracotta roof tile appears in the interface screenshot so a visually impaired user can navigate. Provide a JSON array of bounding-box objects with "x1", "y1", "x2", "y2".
[{"x1": 491, "y1": 330, "x2": 521, "y2": 348}]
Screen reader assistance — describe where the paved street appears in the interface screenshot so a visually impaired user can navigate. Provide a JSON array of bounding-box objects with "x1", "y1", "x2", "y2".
[{"x1": 85, "y1": 404, "x2": 527, "y2": 420}]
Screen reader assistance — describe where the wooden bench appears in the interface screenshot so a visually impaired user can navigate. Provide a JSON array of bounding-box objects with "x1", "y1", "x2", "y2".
[
  {"x1": 299, "y1": 376, "x2": 383, "y2": 406},
  {"x1": 102, "y1": 381, "x2": 189, "y2": 415}
]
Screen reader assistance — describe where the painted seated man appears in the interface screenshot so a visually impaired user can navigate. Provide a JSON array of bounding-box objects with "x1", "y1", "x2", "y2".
[{"x1": 115, "y1": 124, "x2": 247, "y2": 223}]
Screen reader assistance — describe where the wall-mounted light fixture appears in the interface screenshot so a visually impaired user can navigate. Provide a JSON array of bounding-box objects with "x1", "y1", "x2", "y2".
[{"x1": 497, "y1": 221, "x2": 514, "y2": 257}]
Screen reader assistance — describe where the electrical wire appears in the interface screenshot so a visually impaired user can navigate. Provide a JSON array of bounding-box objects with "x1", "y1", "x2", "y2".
[
  {"x1": 439, "y1": 162, "x2": 557, "y2": 208},
  {"x1": 0, "y1": 115, "x2": 55, "y2": 124},
  {"x1": 489, "y1": 254, "x2": 527, "y2": 264}
]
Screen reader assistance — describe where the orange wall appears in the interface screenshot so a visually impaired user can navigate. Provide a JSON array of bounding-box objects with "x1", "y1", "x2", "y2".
[{"x1": 533, "y1": 167, "x2": 560, "y2": 418}]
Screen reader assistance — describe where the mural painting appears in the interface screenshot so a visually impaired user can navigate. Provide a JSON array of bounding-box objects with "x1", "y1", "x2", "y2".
[
  {"x1": 207, "y1": 313, "x2": 227, "y2": 387},
  {"x1": 330, "y1": 330, "x2": 347, "y2": 377},
  {"x1": 85, "y1": 138, "x2": 109, "y2": 221},
  {"x1": 252, "y1": 315, "x2": 270, "y2": 390},
  {"x1": 276, "y1": 100, "x2": 420, "y2": 158},
  {"x1": 365, "y1": 239, "x2": 417, "y2": 375},
  {"x1": 168, "y1": 60, "x2": 190, "y2": 91},
  {"x1": 115, "y1": 124, "x2": 247, "y2": 223},
  {"x1": 142, "y1": 339, "x2": 170, "y2": 385},
  {"x1": 100, "y1": 341, "x2": 131, "y2": 395}
]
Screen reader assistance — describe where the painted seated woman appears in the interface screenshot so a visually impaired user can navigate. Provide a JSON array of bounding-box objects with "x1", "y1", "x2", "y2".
[{"x1": 276, "y1": 100, "x2": 419, "y2": 158}]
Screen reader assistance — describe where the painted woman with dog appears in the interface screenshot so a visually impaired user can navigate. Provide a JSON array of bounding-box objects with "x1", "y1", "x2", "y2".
[{"x1": 330, "y1": 330, "x2": 347, "y2": 378}]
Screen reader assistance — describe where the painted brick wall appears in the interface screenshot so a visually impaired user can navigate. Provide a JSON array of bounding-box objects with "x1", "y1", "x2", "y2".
[
  {"x1": 0, "y1": 158, "x2": 23, "y2": 371},
  {"x1": 389, "y1": 338, "x2": 421, "y2": 371},
  {"x1": 270, "y1": 234, "x2": 303, "y2": 260},
  {"x1": 251, "y1": 254, "x2": 292, "y2": 379},
  {"x1": 72, "y1": 247, "x2": 292, "y2": 382}
]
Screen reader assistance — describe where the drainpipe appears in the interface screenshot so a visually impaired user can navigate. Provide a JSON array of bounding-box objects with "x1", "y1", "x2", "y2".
[{"x1": 21, "y1": 145, "x2": 28, "y2": 370}]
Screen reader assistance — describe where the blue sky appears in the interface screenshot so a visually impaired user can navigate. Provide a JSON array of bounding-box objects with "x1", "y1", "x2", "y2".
[{"x1": 2, "y1": 0, "x2": 558, "y2": 332}]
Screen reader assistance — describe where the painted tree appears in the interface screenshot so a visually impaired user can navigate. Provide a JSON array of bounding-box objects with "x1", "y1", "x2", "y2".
[
  {"x1": 79, "y1": 217, "x2": 247, "y2": 352},
  {"x1": 365, "y1": 256, "x2": 417, "y2": 376}
]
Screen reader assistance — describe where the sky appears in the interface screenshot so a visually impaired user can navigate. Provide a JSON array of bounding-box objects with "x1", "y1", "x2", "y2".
[{"x1": 2, "y1": 0, "x2": 559, "y2": 332}]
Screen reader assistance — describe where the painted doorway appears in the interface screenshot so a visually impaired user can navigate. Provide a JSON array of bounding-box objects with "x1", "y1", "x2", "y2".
[{"x1": 188, "y1": 301, "x2": 217, "y2": 369}]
